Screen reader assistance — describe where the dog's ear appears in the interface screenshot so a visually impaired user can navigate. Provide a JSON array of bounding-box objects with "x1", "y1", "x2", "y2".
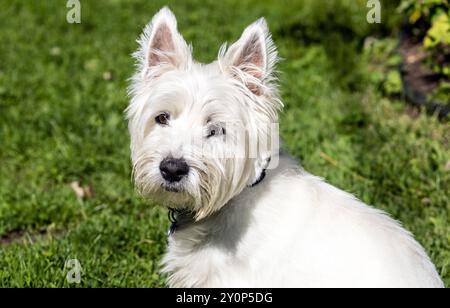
[
  {"x1": 136, "y1": 7, "x2": 192, "y2": 78},
  {"x1": 220, "y1": 18, "x2": 278, "y2": 95}
]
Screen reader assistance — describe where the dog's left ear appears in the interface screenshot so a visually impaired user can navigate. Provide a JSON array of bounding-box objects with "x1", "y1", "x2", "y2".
[{"x1": 220, "y1": 18, "x2": 278, "y2": 96}]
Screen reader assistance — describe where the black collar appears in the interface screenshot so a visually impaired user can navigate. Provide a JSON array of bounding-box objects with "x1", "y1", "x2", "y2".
[
  {"x1": 250, "y1": 169, "x2": 266, "y2": 187},
  {"x1": 168, "y1": 208, "x2": 194, "y2": 237},
  {"x1": 250, "y1": 157, "x2": 271, "y2": 188},
  {"x1": 168, "y1": 163, "x2": 269, "y2": 237}
]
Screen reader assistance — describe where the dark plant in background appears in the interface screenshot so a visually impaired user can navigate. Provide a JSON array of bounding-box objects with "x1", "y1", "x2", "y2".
[{"x1": 399, "y1": 0, "x2": 450, "y2": 107}]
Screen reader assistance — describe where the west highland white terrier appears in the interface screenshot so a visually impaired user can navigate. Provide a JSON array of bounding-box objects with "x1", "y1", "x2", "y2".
[{"x1": 126, "y1": 7, "x2": 444, "y2": 288}]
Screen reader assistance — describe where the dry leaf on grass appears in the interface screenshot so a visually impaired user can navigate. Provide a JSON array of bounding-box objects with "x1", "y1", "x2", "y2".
[{"x1": 70, "y1": 181, "x2": 95, "y2": 199}]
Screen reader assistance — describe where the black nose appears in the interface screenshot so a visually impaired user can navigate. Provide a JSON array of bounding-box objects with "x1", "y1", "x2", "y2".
[{"x1": 159, "y1": 158, "x2": 190, "y2": 183}]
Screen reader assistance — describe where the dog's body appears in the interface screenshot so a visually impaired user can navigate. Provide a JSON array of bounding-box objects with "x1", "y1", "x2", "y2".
[{"x1": 127, "y1": 7, "x2": 444, "y2": 288}]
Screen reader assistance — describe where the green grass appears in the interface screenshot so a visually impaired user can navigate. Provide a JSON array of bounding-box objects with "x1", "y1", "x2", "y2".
[{"x1": 0, "y1": 0, "x2": 448, "y2": 287}]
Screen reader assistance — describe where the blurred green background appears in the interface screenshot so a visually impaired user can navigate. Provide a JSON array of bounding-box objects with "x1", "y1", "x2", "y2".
[{"x1": 0, "y1": 0, "x2": 448, "y2": 287}]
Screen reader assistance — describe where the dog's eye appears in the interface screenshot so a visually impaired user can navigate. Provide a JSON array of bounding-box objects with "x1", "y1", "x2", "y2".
[
  {"x1": 207, "y1": 124, "x2": 225, "y2": 138},
  {"x1": 155, "y1": 112, "x2": 170, "y2": 125}
]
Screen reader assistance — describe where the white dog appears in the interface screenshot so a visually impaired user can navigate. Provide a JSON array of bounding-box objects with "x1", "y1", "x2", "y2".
[{"x1": 127, "y1": 7, "x2": 444, "y2": 288}]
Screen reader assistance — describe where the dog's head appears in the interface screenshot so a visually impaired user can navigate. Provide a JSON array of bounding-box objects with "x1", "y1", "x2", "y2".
[{"x1": 127, "y1": 7, "x2": 282, "y2": 219}]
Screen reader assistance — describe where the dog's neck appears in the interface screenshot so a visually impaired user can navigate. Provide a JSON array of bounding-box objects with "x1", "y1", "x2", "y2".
[{"x1": 168, "y1": 165, "x2": 268, "y2": 237}]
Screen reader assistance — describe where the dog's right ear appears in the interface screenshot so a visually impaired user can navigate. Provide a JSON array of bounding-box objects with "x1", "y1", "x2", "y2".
[{"x1": 135, "y1": 7, "x2": 192, "y2": 78}]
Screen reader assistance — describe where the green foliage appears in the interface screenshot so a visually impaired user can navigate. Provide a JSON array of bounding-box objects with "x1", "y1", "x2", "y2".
[
  {"x1": 399, "y1": 0, "x2": 450, "y2": 79},
  {"x1": 384, "y1": 70, "x2": 403, "y2": 95},
  {"x1": 431, "y1": 81, "x2": 450, "y2": 101},
  {"x1": 0, "y1": 0, "x2": 449, "y2": 287},
  {"x1": 399, "y1": 0, "x2": 449, "y2": 24},
  {"x1": 424, "y1": 11, "x2": 450, "y2": 48},
  {"x1": 363, "y1": 38, "x2": 403, "y2": 96}
]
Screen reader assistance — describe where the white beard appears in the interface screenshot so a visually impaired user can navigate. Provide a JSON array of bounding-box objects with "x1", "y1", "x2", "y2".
[{"x1": 161, "y1": 152, "x2": 443, "y2": 288}]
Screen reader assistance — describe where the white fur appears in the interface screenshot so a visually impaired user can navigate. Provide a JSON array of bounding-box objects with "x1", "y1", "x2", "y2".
[{"x1": 127, "y1": 7, "x2": 444, "y2": 288}]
